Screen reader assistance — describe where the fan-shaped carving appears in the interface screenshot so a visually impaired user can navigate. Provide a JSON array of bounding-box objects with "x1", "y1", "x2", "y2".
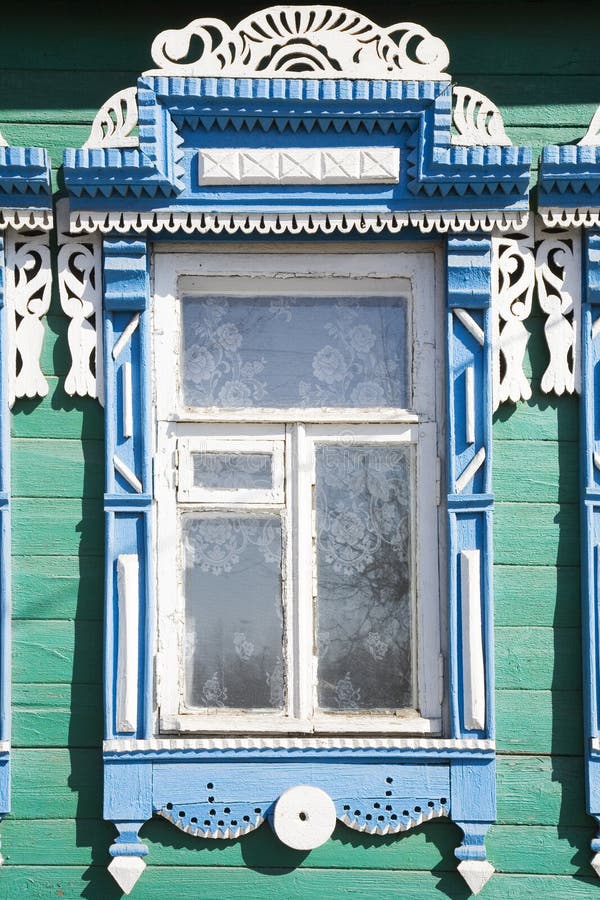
[
  {"x1": 147, "y1": 6, "x2": 450, "y2": 79},
  {"x1": 83, "y1": 87, "x2": 138, "y2": 149},
  {"x1": 452, "y1": 86, "x2": 511, "y2": 146}
]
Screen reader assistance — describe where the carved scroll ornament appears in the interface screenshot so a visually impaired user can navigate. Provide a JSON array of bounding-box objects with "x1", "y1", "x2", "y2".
[
  {"x1": 5, "y1": 229, "x2": 51, "y2": 406},
  {"x1": 452, "y1": 87, "x2": 511, "y2": 147},
  {"x1": 535, "y1": 227, "x2": 581, "y2": 396},
  {"x1": 492, "y1": 227, "x2": 535, "y2": 408},
  {"x1": 83, "y1": 88, "x2": 138, "y2": 149},
  {"x1": 147, "y1": 7, "x2": 450, "y2": 80},
  {"x1": 57, "y1": 201, "x2": 103, "y2": 403}
]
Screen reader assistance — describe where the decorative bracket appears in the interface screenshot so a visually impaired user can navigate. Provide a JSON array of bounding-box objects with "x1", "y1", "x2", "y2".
[{"x1": 57, "y1": 200, "x2": 103, "y2": 403}]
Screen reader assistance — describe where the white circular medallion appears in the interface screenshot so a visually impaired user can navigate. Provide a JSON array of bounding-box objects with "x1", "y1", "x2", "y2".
[{"x1": 272, "y1": 785, "x2": 337, "y2": 850}]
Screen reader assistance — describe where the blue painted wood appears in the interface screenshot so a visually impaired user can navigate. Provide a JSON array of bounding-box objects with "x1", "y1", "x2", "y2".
[
  {"x1": 0, "y1": 145, "x2": 51, "y2": 207},
  {"x1": 63, "y1": 76, "x2": 529, "y2": 218},
  {"x1": 103, "y1": 238, "x2": 153, "y2": 743}
]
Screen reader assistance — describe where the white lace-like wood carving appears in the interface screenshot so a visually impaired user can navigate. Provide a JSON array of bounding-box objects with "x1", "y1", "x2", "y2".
[
  {"x1": 83, "y1": 88, "x2": 138, "y2": 149},
  {"x1": 57, "y1": 201, "x2": 104, "y2": 403},
  {"x1": 5, "y1": 229, "x2": 51, "y2": 406},
  {"x1": 535, "y1": 226, "x2": 581, "y2": 396},
  {"x1": 492, "y1": 226, "x2": 535, "y2": 408},
  {"x1": 452, "y1": 87, "x2": 511, "y2": 146},
  {"x1": 147, "y1": 7, "x2": 450, "y2": 80},
  {"x1": 199, "y1": 147, "x2": 400, "y2": 185},
  {"x1": 580, "y1": 105, "x2": 600, "y2": 145}
]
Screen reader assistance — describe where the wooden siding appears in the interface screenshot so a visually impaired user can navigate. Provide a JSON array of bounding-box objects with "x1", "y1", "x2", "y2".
[{"x1": 0, "y1": 1, "x2": 596, "y2": 896}]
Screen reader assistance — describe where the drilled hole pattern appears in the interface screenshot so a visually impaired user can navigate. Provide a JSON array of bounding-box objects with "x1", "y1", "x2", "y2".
[
  {"x1": 337, "y1": 783, "x2": 449, "y2": 836},
  {"x1": 158, "y1": 782, "x2": 267, "y2": 839}
]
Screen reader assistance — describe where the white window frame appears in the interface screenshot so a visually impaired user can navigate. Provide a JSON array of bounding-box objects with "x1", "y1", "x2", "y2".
[{"x1": 153, "y1": 243, "x2": 444, "y2": 737}]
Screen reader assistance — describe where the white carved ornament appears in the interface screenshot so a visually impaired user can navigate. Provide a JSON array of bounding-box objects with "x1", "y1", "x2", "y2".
[
  {"x1": 535, "y1": 226, "x2": 581, "y2": 396},
  {"x1": 83, "y1": 87, "x2": 138, "y2": 149},
  {"x1": 0, "y1": 129, "x2": 7, "y2": 148},
  {"x1": 452, "y1": 86, "x2": 511, "y2": 146},
  {"x1": 580, "y1": 105, "x2": 600, "y2": 145},
  {"x1": 57, "y1": 200, "x2": 103, "y2": 403},
  {"x1": 492, "y1": 226, "x2": 535, "y2": 408},
  {"x1": 146, "y1": 6, "x2": 450, "y2": 80},
  {"x1": 5, "y1": 230, "x2": 51, "y2": 406},
  {"x1": 199, "y1": 147, "x2": 400, "y2": 185}
]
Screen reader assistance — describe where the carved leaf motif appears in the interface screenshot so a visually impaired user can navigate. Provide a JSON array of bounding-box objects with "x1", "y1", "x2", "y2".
[
  {"x1": 579, "y1": 105, "x2": 600, "y2": 145},
  {"x1": 452, "y1": 87, "x2": 511, "y2": 146},
  {"x1": 535, "y1": 228, "x2": 581, "y2": 396},
  {"x1": 83, "y1": 87, "x2": 138, "y2": 149},
  {"x1": 0, "y1": 129, "x2": 7, "y2": 148},
  {"x1": 492, "y1": 229, "x2": 535, "y2": 408},
  {"x1": 147, "y1": 7, "x2": 450, "y2": 79},
  {"x1": 57, "y1": 201, "x2": 103, "y2": 402},
  {"x1": 6, "y1": 231, "x2": 51, "y2": 406}
]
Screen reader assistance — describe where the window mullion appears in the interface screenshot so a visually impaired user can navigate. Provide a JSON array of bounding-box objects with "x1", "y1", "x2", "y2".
[{"x1": 290, "y1": 423, "x2": 315, "y2": 726}]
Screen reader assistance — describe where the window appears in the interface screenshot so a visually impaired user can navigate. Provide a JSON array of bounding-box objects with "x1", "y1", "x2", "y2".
[{"x1": 154, "y1": 245, "x2": 443, "y2": 735}]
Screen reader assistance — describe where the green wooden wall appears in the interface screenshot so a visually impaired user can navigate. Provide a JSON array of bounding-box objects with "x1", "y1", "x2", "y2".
[{"x1": 0, "y1": 1, "x2": 596, "y2": 896}]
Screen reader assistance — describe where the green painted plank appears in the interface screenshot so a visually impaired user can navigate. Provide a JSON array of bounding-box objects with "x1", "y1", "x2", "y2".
[
  {"x1": 495, "y1": 627, "x2": 581, "y2": 691},
  {"x1": 493, "y1": 396, "x2": 578, "y2": 442},
  {"x1": 0, "y1": 71, "x2": 137, "y2": 122},
  {"x1": 12, "y1": 684, "x2": 102, "y2": 748},
  {"x1": 12, "y1": 439, "x2": 104, "y2": 499},
  {"x1": 2, "y1": 820, "x2": 593, "y2": 876},
  {"x1": 0, "y1": 123, "x2": 89, "y2": 168},
  {"x1": 12, "y1": 498, "x2": 104, "y2": 557},
  {"x1": 2, "y1": 866, "x2": 600, "y2": 900},
  {"x1": 494, "y1": 441, "x2": 578, "y2": 503},
  {"x1": 494, "y1": 566, "x2": 580, "y2": 628},
  {"x1": 494, "y1": 502, "x2": 579, "y2": 567},
  {"x1": 496, "y1": 755, "x2": 588, "y2": 826},
  {"x1": 13, "y1": 621, "x2": 101, "y2": 685},
  {"x1": 39, "y1": 315, "x2": 72, "y2": 377},
  {"x1": 496, "y1": 691, "x2": 582, "y2": 756},
  {"x1": 12, "y1": 380, "x2": 104, "y2": 440},
  {"x1": 13, "y1": 555, "x2": 103, "y2": 621},
  {"x1": 11, "y1": 749, "x2": 102, "y2": 819}
]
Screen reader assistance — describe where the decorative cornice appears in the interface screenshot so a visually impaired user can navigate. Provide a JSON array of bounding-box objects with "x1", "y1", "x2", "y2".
[
  {"x1": 104, "y1": 737, "x2": 495, "y2": 753},
  {"x1": 69, "y1": 208, "x2": 529, "y2": 235},
  {"x1": 145, "y1": 7, "x2": 451, "y2": 81}
]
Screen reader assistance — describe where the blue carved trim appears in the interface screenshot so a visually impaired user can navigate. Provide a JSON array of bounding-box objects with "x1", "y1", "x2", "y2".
[
  {"x1": 446, "y1": 235, "x2": 494, "y2": 747},
  {"x1": 0, "y1": 146, "x2": 51, "y2": 206},
  {"x1": 103, "y1": 237, "x2": 153, "y2": 741},
  {"x1": 540, "y1": 145, "x2": 600, "y2": 210},
  {"x1": 63, "y1": 76, "x2": 529, "y2": 220}
]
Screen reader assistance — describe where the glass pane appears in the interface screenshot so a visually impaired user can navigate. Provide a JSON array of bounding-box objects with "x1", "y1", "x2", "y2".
[
  {"x1": 183, "y1": 514, "x2": 285, "y2": 710},
  {"x1": 315, "y1": 444, "x2": 413, "y2": 711},
  {"x1": 181, "y1": 295, "x2": 408, "y2": 408},
  {"x1": 192, "y1": 452, "x2": 273, "y2": 490}
]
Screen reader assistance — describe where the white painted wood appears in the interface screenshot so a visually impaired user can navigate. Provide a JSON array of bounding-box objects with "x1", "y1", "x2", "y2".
[
  {"x1": 453, "y1": 308, "x2": 485, "y2": 347},
  {"x1": 491, "y1": 225, "x2": 535, "y2": 408},
  {"x1": 457, "y1": 860, "x2": 495, "y2": 895},
  {"x1": 272, "y1": 786, "x2": 336, "y2": 850},
  {"x1": 116, "y1": 554, "x2": 140, "y2": 733},
  {"x1": 112, "y1": 314, "x2": 140, "y2": 360},
  {"x1": 452, "y1": 86, "x2": 511, "y2": 146},
  {"x1": 0, "y1": 129, "x2": 7, "y2": 148},
  {"x1": 176, "y1": 436, "x2": 285, "y2": 504},
  {"x1": 465, "y1": 365, "x2": 475, "y2": 444},
  {"x1": 5, "y1": 229, "x2": 52, "y2": 406},
  {"x1": 113, "y1": 456, "x2": 143, "y2": 494},
  {"x1": 83, "y1": 87, "x2": 138, "y2": 149},
  {"x1": 152, "y1": 246, "x2": 443, "y2": 736},
  {"x1": 341, "y1": 802, "x2": 447, "y2": 835},
  {"x1": 147, "y1": 9, "x2": 450, "y2": 80},
  {"x1": 535, "y1": 225, "x2": 581, "y2": 396},
  {"x1": 69, "y1": 208, "x2": 530, "y2": 237},
  {"x1": 104, "y1": 736, "x2": 495, "y2": 752},
  {"x1": 199, "y1": 148, "x2": 400, "y2": 185},
  {"x1": 591, "y1": 853, "x2": 600, "y2": 877},
  {"x1": 593, "y1": 452, "x2": 600, "y2": 472},
  {"x1": 455, "y1": 447, "x2": 486, "y2": 494},
  {"x1": 460, "y1": 549, "x2": 486, "y2": 732},
  {"x1": 108, "y1": 856, "x2": 146, "y2": 895},
  {"x1": 580, "y1": 106, "x2": 600, "y2": 145},
  {"x1": 122, "y1": 362, "x2": 133, "y2": 439},
  {"x1": 592, "y1": 316, "x2": 600, "y2": 342},
  {"x1": 57, "y1": 199, "x2": 104, "y2": 403}
]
